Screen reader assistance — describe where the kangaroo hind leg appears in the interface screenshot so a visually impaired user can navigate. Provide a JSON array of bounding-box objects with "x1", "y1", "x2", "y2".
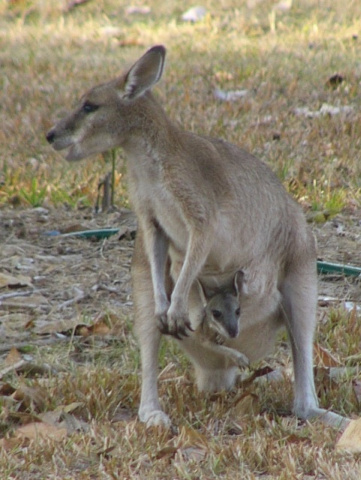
[{"x1": 281, "y1": 257, "x2": 349, "y2": 429}]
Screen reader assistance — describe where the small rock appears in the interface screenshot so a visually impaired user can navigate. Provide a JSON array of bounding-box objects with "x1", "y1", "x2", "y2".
[
  {"x1": 182, "y1": 6, "x2": 207, "y2": 22},
  {"x1": 273, "y1": 0, "x2": 292, "y2": 12},
  {"x1": 326, "y1": 73, "x2": 344, "y2": 89},
  {"x1": 33, "y1": 207, "x2": 49, "y2": 215},
  {"x1": 100, "y1": 26, "x2": 122, "y2": 38},
  {"x1": 125, "y1": 6, "x2": 151, "y2": 15},
  {"x1": 214, "y1": 88, "x2": 248, "y2": 102}
]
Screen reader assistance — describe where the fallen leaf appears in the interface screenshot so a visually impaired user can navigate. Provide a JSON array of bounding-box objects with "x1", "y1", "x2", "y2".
[
  {"x1": 1, "y1": 313, "x2": 33, "y2": 334},
  {"x1": 254, "y1": 368, "x2": 285, "y2": 385},
  {"x1": 169, "y1": 426, "x2": 209, "y2": 463},
  {"x1": 179, "y1": 444, "x2": 208, "y2": 462},
  {"x1": 38, "y1": 403, "x2": 89, "y2": 434},
  {"x1": 24, "y1": 318, "x2": 35, "y2": 329},
  {"x1": 286, "y1": 433, "x2": 311, "y2": 446},
  {"x1": 39, "y1": 409, "x2": 62, "y2": 426},
  {"x1": 12, "y1": 384, "x2": 47, "y2": 411},
  {"x1": 0, "y1": 436, "x2": 27, "y2": 451},
  {"x1": 5, "y1": 347, "x2": 23, "y2": 365},
  {"x1": 238, "y1": 365, "x2": 275, "y2": 389},
  {"x1": 314, "y1": 344, "x2": 341, "y2": 367},
  {"x1": 0, "y1": 383, "x2": 16, "y2": 396},
  {"x1": 0, "y1": 273, "x2": 32, "y2": 289},
  {"x1": 61, "y1": 223, "x2": 87, "y2": 234},
  {"x1": 118, "y1": 38, "x2": 144, "y2": 47},
  {"x1": 0, "y1": 359, "x2": 27, "y2": 380},
  {"x1": 95, "y1": 444, "x2": 117, "y2": 458},
  {"x1": 13, "y1": 362, "x2": 56, "y2": 378},
  {"x1": 15, "y1": 422, "x2": 67, "y2": 442},
  {"x1": 93, "y1": 312, "x2": 118, "y2": 327},
  {"x1": 155, "y1": 445, "x2": 178, "y2": 460},
  {"x1": 176, "y1": 426, "x2": 208, "y2": 448},
  {"x1": 1, "y1": 294, "x2": 48, "y2": 310},
  {"x1": 112, "y1": 407, "x2": 134, "y2": 423},
  {"x1": 61, "y1": 401, "x2": 85, "y2": 414},
  {"x1": 59, "y1": 412, "x2": 90, "y2": 434},
  {"x1": 35, "y1": 317, "x2": 80, "y2": 334},
  {"x1": 121, "y1": 226, "x2": 137, "y2": 240},
  {"x1": 36, "y1": 315, "x2": 112, "y2": 337},
  {"x1": 90, "y1": 320, "x2": 111, "y2": 336},
  {"x1": 75, "y1": 324, "x2": 91, "y2": 337},
  {"x1": 232, "y1": 392, "x2": 260, "y2": 418},
  {"x1": 336, "y1": 418, "x2": 361, "y2": 452}
]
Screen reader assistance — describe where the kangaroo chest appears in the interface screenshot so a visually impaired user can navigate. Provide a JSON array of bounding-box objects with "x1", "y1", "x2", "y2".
[{"x1": 127, "y1": 158, "x2": 189, "y2": 251}]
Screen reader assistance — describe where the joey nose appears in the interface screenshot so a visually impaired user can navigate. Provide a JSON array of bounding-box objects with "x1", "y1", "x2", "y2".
[
  {"x1": 46, "y1": 130, "x2": 55, "y2": 144},
  {"x1": 229, "y1": 326, "x2": 239, "y2": 338}
]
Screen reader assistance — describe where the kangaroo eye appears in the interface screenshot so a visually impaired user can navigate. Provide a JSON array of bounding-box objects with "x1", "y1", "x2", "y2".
[
  {"x1": 235, "y1": 307, "x2": 241, "y2": 316},
  {"x1": 211, "y1": 309, "x2": 222, "y2": 320},
  {"x1": 82, "y1": 102, "x2": 99, "y2": 113}
]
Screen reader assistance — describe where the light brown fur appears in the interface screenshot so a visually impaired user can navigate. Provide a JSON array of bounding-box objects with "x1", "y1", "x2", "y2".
[
  {"x1": 47, "y1": 46, "x2": 349, "y2": 430},
  {"x1": 188, "y1": 273, "x2": 250, "y2": 374}
]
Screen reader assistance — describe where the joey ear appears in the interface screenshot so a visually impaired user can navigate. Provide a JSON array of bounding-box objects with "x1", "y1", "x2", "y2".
[
  {"x1": 233, "y1": 270, "x2": 245, "y2": 296},
  {"x1": 123, "y1": 45, "x2": 166, "y2": 100},
  {"x1": 195, "y1": 279, "x2": 211, "y2": 308}
]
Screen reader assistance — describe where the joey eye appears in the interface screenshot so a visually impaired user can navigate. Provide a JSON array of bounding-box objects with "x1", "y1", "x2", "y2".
[
  {"x1": 82, "y1": 102, "x2": 99, "y2": 114},
  {"x1": 211, "y1": 309, "x2": 222, "y2": 320},
  {"x1": 235, "y1": 307, "x2": 241, "y2": 316}
]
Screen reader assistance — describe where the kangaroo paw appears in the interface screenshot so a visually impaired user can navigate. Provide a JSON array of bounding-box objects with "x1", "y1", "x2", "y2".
[
  {"x1": 141, "y1": 409, "x2": 172, "y2": 428},
  {"x1": 236, "y1": 352, "x2": 250, "y2": 368},
  {"x1": 160, "y1": 308, "x2": 194, "y2": 339}
]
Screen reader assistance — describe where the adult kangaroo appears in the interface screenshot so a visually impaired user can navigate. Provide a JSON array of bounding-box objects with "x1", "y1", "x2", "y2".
[{"x1": 46, "y1": 45, "x2": 348, "y2": 429}]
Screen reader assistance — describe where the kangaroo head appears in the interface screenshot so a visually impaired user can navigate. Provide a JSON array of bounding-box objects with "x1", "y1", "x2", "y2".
[
  {"x1": 197, "y1": 270, "x2": 244, "y2": 339},
  {"x1": 46, "y1": 45, "x2": 166, "y2": 161}
]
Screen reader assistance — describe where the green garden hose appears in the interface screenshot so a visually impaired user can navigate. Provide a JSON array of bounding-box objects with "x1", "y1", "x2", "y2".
[{"x1": 54, "y1": 228, "x2": 361, "y2": 278}]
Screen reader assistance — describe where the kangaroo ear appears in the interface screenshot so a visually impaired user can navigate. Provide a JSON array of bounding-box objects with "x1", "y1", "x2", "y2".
[
  {"x1": 233, "y1": 270, "x2": 245, "y2": 296},
  {"x1": 122, "y1": 45, "x2": 166, "y2": 100}
]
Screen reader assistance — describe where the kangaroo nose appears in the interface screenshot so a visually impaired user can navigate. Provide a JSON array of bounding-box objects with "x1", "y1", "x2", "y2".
[{"x1": 46, "y1": 130, "x2": 55, "y2": 144}]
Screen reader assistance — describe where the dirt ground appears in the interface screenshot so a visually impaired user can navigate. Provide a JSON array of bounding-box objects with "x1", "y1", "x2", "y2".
[
  {"x1": 0, "y1": 206, "x2": 136, "y2": 352},
  {"x1": 0, "y1": 204, "x2": 360, "y2": 356}
]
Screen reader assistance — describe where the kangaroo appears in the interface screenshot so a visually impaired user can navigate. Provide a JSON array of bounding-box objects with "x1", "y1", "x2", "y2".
[
  {"x1": 191, "y1": 271, "x2": 250, "y2": 370},
  {"x1": 46, "y1": 45, "x2": 349, "y2": 430},
  {"x1": 198, "y1": 279, "x2": 242, "y2": 342}
]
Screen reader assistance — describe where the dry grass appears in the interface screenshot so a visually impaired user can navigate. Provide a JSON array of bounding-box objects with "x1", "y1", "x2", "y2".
[
  {"x1": 0, "y1": 0, "x2": 361, "y2": 478},
  {"x1": 1, "y1": 0, "x2": 361, "y2": 210}
]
